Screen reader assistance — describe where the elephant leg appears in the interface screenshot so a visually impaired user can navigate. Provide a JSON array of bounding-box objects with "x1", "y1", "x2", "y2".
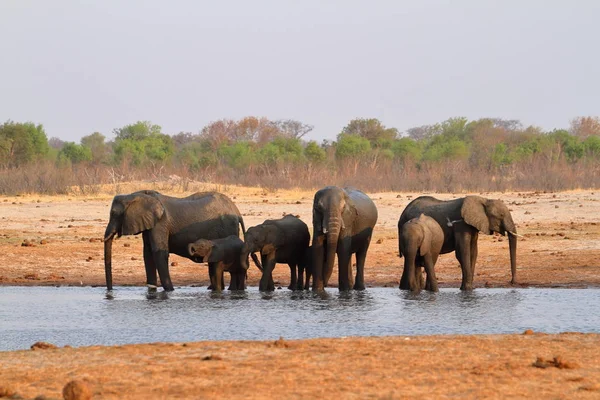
[
  {"x1": 297, "y1": 265, "x2": 305, "y2": 290},
  {"x1": 469, "y1": 231, "x2": 479, "y2": 285},
  {"x1": 208, "y1": 262, "x2": 225, "y2": 292},
  {"x1": 259, "y1": 253, "x2": 276, "y2": 291},
  {"x1": 423, "y1": 254, "x2": 438, "y2": 292},
  {"x1": 354, "y1": 241, "x2": 370, "y2": 291},
  {"x1": 153, "y1": 250, "x2": 173, "y2": 292},
  {"x1": 288, "y1": 263, "x2": 298, "y2": 290},
  {"x1": 455, "y1": 231, "x2": 474, "y2": 291},
  {"x1": 337, "y1": 239, "x2": 352, "y2": 291},
  {"x1": 142, "y1": 232, "x2": 157, "y2": 288},
  {"x1": 311, "y1": 235, "x2": 326, "y2": 291}
]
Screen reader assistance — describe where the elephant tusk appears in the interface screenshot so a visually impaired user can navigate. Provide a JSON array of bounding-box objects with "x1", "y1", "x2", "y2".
[
  {"x1": 446, "y1": 217, "x2": 463, "y2": 227},
  {"x1": 508, "y1": 231, "x2": 524, "y2": 238}
]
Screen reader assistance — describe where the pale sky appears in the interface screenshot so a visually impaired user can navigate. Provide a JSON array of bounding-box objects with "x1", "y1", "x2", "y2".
[{"x1": 1, "y1": 0, "x2": 598, "y2": 142}]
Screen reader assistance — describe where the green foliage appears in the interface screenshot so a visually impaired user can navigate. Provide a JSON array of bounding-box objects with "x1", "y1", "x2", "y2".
[
  {"x1": 391, "y1": 138, "x2": 422, "y2": 161},
  {"x1": 218, "y1": 142, "x2": 256, "y2": 170},
  {"x1": 81, "y1": 132, "x2": 108, "y2": 164},
  {"x1": 112, "y1": 121, "x2": 173, "y2": 165},
  {"x1": 113, "y1": 121, "x2": 162, "y2": 141},
  {"x1": 422, "y1": 137, "x2": 470, "y2": 162},
  {"x1": 339, "y1": 118, "x2": 398, "y2": 147},
  {"x1": 583, "y1": 135, "x2": 600, "y2": 158},
  {"x1": 304, "y1": 141, "x2": 327, "y2": 163},
  {"x1": 491, "y1": 143, "x2": 512, "y2": 166},
  {"x1": 57, "y1": 142, "x2": 92, "y2": 164},
  {"x1": 0, "y1": 121, "x2": 49, "y2": 167},
  {"x1": 335, "y1": 134, "x2": 371, "y2": 159}
]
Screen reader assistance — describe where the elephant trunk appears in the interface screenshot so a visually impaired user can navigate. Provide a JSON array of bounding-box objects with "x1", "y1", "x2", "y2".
[
  {"x1": 323, "y1": 213, "x2": 341, "y2": 286},
  {"x1": 240, "y1": 244, "x2": 251, "y2": 271},
  {"x1": 505, "y1": 218, "x2": 518, "y2": 285},
  {"x1": 104, "y1": 233, "x2": 115, "y2": 290}
]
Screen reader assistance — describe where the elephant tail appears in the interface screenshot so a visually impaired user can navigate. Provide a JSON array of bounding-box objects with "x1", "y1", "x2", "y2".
[{"x1": 239, "y1": 215, "x2": 263, "y2": 272}]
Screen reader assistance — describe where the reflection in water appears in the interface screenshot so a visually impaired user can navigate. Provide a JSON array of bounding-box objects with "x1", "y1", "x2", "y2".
[{"x1": 0, "y1": 287, "x2": 599, "y2": 351}]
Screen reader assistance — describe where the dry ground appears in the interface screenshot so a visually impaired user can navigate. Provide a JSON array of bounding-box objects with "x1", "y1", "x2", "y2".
[
  {"x1": 2, "y1": 184, "x2": 600, "y2": 399},
  {"x1": 1, "y1": 334, "x2": 599, "y2": 399}
]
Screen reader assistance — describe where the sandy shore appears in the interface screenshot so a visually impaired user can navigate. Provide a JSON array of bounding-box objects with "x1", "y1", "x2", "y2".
[{"x1": 1, "y1": 186, "x2": 600, "y2": 399}]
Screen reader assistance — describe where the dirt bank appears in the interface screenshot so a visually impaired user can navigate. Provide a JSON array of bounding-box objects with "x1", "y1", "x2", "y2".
[
  {"x1": 1, "y1": 187, "x2": 599, "y2": 289},
  {"x1": 0, "y1": 333, "x2": 599, "y2": 399}
]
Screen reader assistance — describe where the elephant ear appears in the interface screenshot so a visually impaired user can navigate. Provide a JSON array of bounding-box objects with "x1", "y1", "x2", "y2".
[
  {"x1": 122, "y1": 195, "x2": 165, "y2": 235},
  {"x1": 205, "y1": 244, "x2": 219, "y2": 263},
  {"x1": 261, "y1": 226, "x2": 281, "y2": 255},
  {"x1": 461, "y1": 196, "x2": 491, "y2": 235}
]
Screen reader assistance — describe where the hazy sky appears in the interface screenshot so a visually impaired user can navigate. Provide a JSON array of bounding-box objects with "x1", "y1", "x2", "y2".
[{"x1": 1, "y1": 1, "x2": 598, "y2": 142}]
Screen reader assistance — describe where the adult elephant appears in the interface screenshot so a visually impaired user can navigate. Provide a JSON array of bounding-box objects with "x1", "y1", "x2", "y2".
[
  {"x1": 103, "y1": 190, "x2": 260, "y2": 291},
  {"x1": 398, "y1": 195, "x2": 518, "y2": 291},
  {"x1": 312, "y1": 186, "x2": 378, "y2": 291}
]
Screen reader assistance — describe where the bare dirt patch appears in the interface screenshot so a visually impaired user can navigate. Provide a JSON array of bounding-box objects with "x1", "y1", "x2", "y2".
[{"x1": 0, "y1": 334, "x2": 599, "y2": 399}]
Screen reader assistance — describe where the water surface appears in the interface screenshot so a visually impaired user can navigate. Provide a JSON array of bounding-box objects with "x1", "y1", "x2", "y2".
[{"x1": 1, "y1": 287, "x2": 599, "y2": 351}]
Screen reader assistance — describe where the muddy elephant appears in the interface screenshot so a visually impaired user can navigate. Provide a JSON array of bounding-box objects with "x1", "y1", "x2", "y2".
[
  {"x1": 399, "y1": 214, "x2": 444, "y2": 292},
  {"x1": 240, "y1": 215, "x2": 311, "y2": 291},
  {"x1": 103, "y1": 190, "x2": 260, "y2": 291},
  {"x1": 398, "y1": 195, "x2": 518, "y2": 291},
  {"x1": 312, "y1": 186, "x2": 378, "y2": 291},
  {"x1": 188, "y1": 235, "x2": 247, "y2": 291}
]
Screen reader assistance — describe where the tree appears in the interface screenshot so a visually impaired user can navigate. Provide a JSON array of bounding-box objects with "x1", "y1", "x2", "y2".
[
  {"x1": 272, "y1": 119, "x2": 314, "y2": 139},
  {"x1": 570, "y1": 116, "x2": 600, "y2": 139},
  {"x1": 335, "y1": 134, "x2": 371, "y2": 159},
  {"x1": 304, "y1": 141, "x2": 327, "y2": 163},
  {"x1": 113, "y1": 121, "x2": 162, "y2": 141},
  {"x1": 112, "y1": 121, "x2": 173, "y2": 166},
  {"x1": 81, "y1": 132, "x2": 108, "y2": 164},
  {"x1": 340, "y1": 118, "x2": 398, "y2": 147},
  {"x1": 0, "y1": 121, "x2": 49, "y2": 167},
  {"x1": 48, "y1": 137, "x2": 66, "y2": 150},
  {"x1": 57, "y1": 142, "x2": 92, "y2": 164}
]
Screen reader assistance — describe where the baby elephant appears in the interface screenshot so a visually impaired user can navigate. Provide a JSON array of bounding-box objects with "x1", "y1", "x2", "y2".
[
  {"x1": 241, "y1": 215, "x2": 311, "y2": 291},
  {"x1": 399, "y1": 214, "x2": 444, "y2": 292},
  {"x1": 188, "y1": 235, "x2": 247, "y2": 291}
]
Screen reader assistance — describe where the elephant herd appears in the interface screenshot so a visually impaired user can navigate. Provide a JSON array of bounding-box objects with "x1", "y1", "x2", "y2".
[{"x1": 103, "y1": 186, "x2": 518, "y2": 293}]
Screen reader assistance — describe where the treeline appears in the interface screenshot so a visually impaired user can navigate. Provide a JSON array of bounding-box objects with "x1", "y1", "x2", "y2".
[{"x1": 1, "y1": 116, "x2": 600, "y2": 194}]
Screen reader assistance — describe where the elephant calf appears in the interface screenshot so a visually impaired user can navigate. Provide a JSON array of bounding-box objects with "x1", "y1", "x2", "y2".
[
  {"x1": 241, "y1": 215, "x2": 311, "y2": 291},
  {"x1": 399, "y1": 214, "x2": 444, "y2": 292},
  {"x1": 188, "y1": 235, "x2": 247, "y2": 291}
]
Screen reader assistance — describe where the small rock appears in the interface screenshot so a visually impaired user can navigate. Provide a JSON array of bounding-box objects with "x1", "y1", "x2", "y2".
[
  {"x1": 202, "y1": 354, "x2": 223, "y2": 361},
  {"x1": 40, "y1": 239, "x2": 49, "y2": 245},
  {"x1": 295, "y1": 201, "x2": 301, "y2": 204},
  {"x1": 523, "y1": 329, "x2": 534, "y2": 335},
  {"x1": 62, "y1": 380, "x2": 92, "y2": 400},
  {"x1": 131, "y1": 257, "x2": 137, "y2": 261},
  {"x1": 524, "y1": 211, "x2": 531, "y2": 215},
  {"x1": 170, "y1": 262, "x2": 178, "y2": 267},
  {"x1": 376, "y1": 238, "x2": 383, "y2": 244},
  {"x1": 123, "y1": 243, "x2": 131, "y2": 248},
  {"x1": 555, "y1": 205, "x2": 559, "y2": 209},
  {"x1": 67, "y1": 225, "x2": 74, "y2": 228},
  {"x1": 0, "y1": 386, "x2": 17, "y2": 398},
  {"x1": 85, "y1": 257, "x2": 93, "y2": 262},
  {"x1": 24, "y1": 273, "x2": 40, "y2": 280},
  {"x1": 31, "y1": 341, "x2": 58, "y2": 350},
  {"x1": 21, "y1": 240, "x2": 35, "y2": 247},
  {"x1": 484, "y1": 281, "x2": 492, "y2": 288},
  {"x1": 262, "y1": 199, "x2": 269, "y2": 203}
]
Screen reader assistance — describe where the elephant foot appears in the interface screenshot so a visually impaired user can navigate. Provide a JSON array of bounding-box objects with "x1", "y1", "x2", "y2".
[
  {"x1": 353, "y1": 282, "x2": 366, "y2": 291},
  {"x1": 163, "y1": 285, "x2": 175, "y2": 292},
  {"x1": 460, "y1": 283, "x2": 474, "y2": 291}
]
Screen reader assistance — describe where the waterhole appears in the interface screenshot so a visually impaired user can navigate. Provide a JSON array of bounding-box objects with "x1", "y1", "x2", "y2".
[{"x1": 1, "y1": 287, "x2": 599, "y2": 351}]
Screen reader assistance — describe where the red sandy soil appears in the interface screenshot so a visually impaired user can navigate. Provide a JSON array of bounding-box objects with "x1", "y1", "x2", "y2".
[
  {"x1": 0, "y1": 334, "x2": 599, "y2": 399},
  {"x1": 1, "y1": 185, "x2": 600, "y2": 399}
]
